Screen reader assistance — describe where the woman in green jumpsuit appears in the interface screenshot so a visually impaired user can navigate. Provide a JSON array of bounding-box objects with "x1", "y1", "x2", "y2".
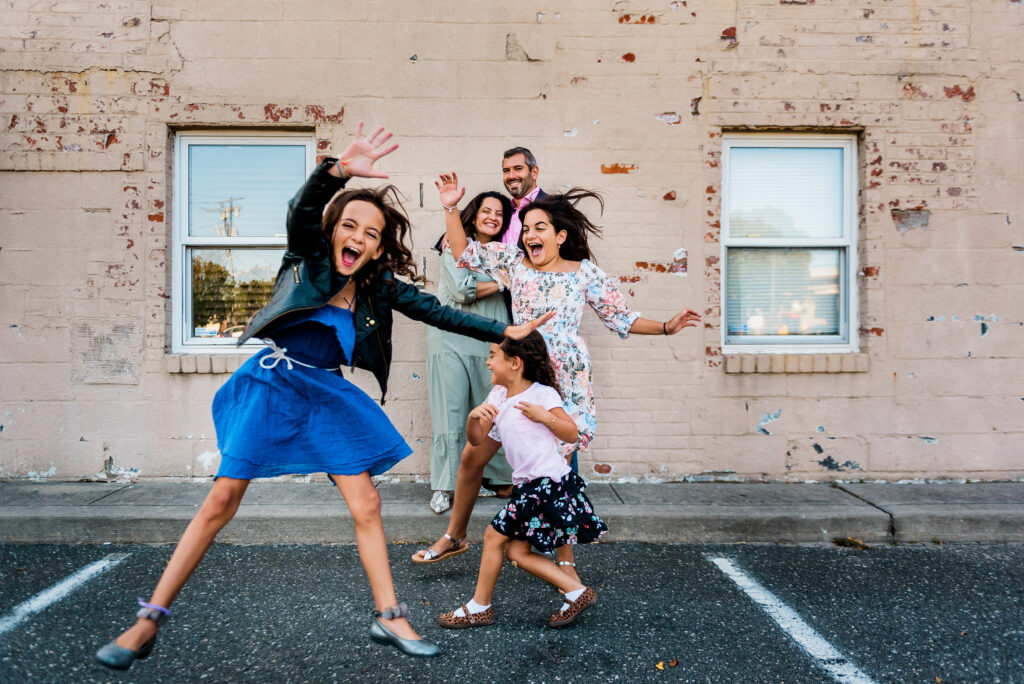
[{"x1": 425, "y1": 191, "x2": 514, "y2": 513}]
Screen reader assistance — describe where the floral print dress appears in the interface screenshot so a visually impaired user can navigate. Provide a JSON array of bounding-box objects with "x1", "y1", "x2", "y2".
[{"x1": 458, "y1": 240, "x2": 639, "y2": 458}]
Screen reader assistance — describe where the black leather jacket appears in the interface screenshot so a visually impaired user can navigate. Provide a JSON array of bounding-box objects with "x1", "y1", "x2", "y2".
[{"x1": 238, "y1": 159, "x2": 507, "y2": 403}]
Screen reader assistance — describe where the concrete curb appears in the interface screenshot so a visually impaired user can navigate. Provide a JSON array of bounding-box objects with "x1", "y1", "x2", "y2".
[{"x1": 1, "y1": 481, "x2": 1022, "y2": 545}]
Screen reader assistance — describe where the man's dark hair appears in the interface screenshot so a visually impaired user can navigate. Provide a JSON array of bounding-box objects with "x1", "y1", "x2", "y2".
[{"x1": 502, "y1": 146, "x2": 538, "y2": 169}]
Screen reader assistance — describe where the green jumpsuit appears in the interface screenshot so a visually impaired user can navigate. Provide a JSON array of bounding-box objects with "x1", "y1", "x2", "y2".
[{"x1": 425, "y1": 248, "x2": 513, "y2": 491}]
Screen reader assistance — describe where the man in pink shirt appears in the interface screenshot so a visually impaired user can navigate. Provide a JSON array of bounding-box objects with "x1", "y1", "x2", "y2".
[{"x1": 500, "y1": 146, "x2": 547, "y2": 247}]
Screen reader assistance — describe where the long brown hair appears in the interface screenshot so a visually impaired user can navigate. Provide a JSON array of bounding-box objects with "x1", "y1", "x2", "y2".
[
  {"x1": 499, "y1": 331, "x2": 561, "y2": 398},
  {"x1": 519, "y1": 188, "x2": 604, "y2": 263},
  {"x1": 321, "y1": 185, "x2": 425, "y2": 292}
]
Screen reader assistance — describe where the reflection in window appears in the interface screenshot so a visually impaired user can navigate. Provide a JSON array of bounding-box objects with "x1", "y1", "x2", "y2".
[
  {"x1": 191, "y1": 249, "x2": 280, "y2": 338},
  {"x1": 726, "y1": 249, "x2": 840, "y2": 337}
]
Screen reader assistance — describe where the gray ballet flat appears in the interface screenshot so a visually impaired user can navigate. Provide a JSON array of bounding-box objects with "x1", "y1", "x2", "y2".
[
  {"x1": 95, "y1": 635, "x2": 156, "y2": 670},
  {"x1": 95, "y1": 598, "x2": 171, "y2": 670},
  {"x1": 369, "y1": 603, "x2": 440, "y2": 658}
]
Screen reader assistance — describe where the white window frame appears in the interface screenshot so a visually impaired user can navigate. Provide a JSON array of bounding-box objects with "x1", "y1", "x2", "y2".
[
  {"x1": 721, "y1": 133, "x2": 859, "y2": 355},
  {"x1": 171, "y1": 131, "x2": 315, "y2": 353}
]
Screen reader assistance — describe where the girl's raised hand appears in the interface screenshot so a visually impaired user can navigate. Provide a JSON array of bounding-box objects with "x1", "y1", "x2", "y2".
[
  {"x1": 514, "y1": 401, "x2": 549, "y2": 425},
  {"x1": 339, "y1": 122, "x2": 399, "y2": 179},
  {"x1": 664, "y1": 309, "x2": 702, "y2": 335},
  {"x1": 468, "y1": 402, "x2": 498, "y2": 423},
  {"x1": 503, "y1": 310, "x2": 556, "y2": 340},
  {"x1": 434, "y1": 172, "x2": 466, "y2": 209}
]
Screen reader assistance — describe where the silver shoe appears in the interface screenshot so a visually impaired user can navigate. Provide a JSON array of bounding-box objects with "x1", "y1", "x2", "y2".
[
  {"x1": 369, "y1": 604, "x2": 440, "y2": 658},
  {"x1": 429, "y1": 490, "x2": 451, "y2": 514}
]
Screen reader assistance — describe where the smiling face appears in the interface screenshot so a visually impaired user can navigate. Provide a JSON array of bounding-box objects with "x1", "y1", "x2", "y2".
[
  {"x1": 502, "y1": 153, "x2": 538, "y2": 200},
  {"x1": 474, "y1": 197, "x2": 505, "y2": 244},
  {"x1": 331, "y1": 200, "x2": 385, "y2": 277},
  {"x1": 486, "y1": 343, "x2": 520, "y2": 387},
  {"x1": 520, "y1": 207, "x2": 566, "y2": 268}
]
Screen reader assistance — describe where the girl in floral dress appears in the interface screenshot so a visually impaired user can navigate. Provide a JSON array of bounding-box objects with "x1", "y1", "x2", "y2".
[
  {"x1": 437, "y1": 332, "x2": 606, "y2": 630},
  {"x1": 413, "y1": 173, "x2": 700, "y2": 580}
]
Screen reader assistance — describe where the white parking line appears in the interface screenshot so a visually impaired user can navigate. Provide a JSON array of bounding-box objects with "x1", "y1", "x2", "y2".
[
  {"x1": 708, "y1": 556, "x2": 878, "y2": 684},
  {"x1": 0, "y1": 553, "x2": 130, "y2": 636}
]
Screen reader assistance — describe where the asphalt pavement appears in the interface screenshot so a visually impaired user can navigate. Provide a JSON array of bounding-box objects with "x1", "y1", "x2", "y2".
[{"x1": 1, "y1": 542, "x2": 1022, "y2": 683}]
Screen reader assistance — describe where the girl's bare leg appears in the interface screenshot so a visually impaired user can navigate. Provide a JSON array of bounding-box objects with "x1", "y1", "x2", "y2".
[
  {"x1": 332, "y1": 471, "x2": 420, "y2": 641},
  {"x1": 471, "y1": 526, "x2": 509, "y2": 606},
  {"x1": 114, "y1": 477, "x2": 250, "y2": 650},
  {"x1": 555, "y1": 545, "x2": 581, "y2": 583},
  {"x1": 412, "y1": 439, "x2": 499, "y2": 560},
  {"x1": 506, "y1": 541, "x2": 585, "y2": 594}
]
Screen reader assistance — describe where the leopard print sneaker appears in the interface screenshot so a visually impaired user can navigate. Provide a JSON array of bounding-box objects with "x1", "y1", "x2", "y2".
[
  {"x1": 438, "y1": 604, "x2": 495, "y2": 629},
  {"x1": 547, "y1": 587, "x2": 597, "y2": 628}
]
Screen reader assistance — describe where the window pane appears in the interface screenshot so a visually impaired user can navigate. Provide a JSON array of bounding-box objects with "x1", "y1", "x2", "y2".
[
  {"x1": 190, "y1": 248, "x2": 282, "y2": 339},
  {"x1": 188, "y1": 144, "x2": 306, "y2": 237},
  {"x1": 729, "y1": 147, "x2": 843, "y2": 239},
  {"x1": 726, "y1": 249, "x2": 841, "y2": 337}
]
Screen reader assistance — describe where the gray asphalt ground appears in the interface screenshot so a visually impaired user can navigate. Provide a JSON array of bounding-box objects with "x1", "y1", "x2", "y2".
[{"x1": 1, "y1": 542, "x2": 1022, "y2": 683}]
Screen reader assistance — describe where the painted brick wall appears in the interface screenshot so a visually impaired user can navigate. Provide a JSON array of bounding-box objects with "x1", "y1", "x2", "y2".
[{"x1": 1, "y1": 1, "x2": 1022, "y2": 483}]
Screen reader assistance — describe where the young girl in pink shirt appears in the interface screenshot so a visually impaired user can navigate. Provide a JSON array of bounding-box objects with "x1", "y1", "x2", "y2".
[{"x1": 438, "y1": 332, "x2": 607, "y2": 630}]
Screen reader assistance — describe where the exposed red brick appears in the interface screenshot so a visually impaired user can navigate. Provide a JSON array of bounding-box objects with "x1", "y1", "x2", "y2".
[
  {"x1": 663, "y1": 190, "x2": 677, "y2": 200},
  {"x1": 706, "y1": 185, "x2": 716, "y2": 194},
  {"x1": 264, "y1": 104, "x2": 294, "y2": 121},
  {"x1": 706, "y1": 255, "x2": 720, "y2": 266},
  {"x1": 317, "y1": 139, "x2": 330, "y2": 151},
  {"x1": 943, "y1": 85, "x2": 975, "y2": 101},
  {"x1": 932, "y1": 162, "x2": 948, "y2": 172},
  {"x1": 149, "y1": 80, "x2": 169, "y2": 96},
  {"x1": 901, "y1": 83, "x2": 929, "y2": 99},
  {"x1": 593, "y1": 463, "x2": 612, "y2": 474},
  {"x1": 946, "y1": 187, "x2": 962, "y2": 196},
  {"x1": 622, "y1": 52, "x2": 636, "y2": 62},
  {"x1": 862, "y1": 266, "x2": 880, "y2": 277},
  {"x1": 148, "y1": 213, "x2": 164, "y2": 223},
  {"x1": 305, "y1": 105, "x2": 344, "y2": 122},
  {"x1": 635, "y1": 261, "x2": 668, "y2": 273},
  {"x1": 601, "y1": 163, "x2": 638, "y2": 174},
  {"x1": 860, "y1": 327, "x2": 884, "y2": 337},
  {"x1": 619, "y1": 275, "x2": 642, "y2": 283},
  {"x1": 8, "y1": 114, "x2": 18, "y2": 129},
  {"x1": 153, "y1": 199, "x2": 164, "y2": 209},
  {"x1": 721, "y1": 26, "x2": 736, "y2": 38},
  {"x1": 184, "y1": 103, "x2": 202, "y2": 112}
]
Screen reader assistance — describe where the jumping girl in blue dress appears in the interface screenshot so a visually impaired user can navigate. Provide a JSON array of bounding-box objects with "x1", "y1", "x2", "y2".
[{"x1": 95, "y1": 124, "x2": 551, "y2": 669}]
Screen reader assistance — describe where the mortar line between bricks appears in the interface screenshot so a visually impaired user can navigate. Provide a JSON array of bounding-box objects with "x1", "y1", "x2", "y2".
[
  {"x1": 832, "y1": 484, "x2": 897, "y2": 544},
  {"x1": 84, "y1": 483, "x2": 135, "y2": 505},
  {"x1": 607, "y1": 484, "x2": 626, "y2": 504}
]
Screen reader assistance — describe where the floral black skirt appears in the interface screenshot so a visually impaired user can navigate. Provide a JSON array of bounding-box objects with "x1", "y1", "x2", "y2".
[{"x1": 490, "y1": 471, "x2": 608, "y2": 553}]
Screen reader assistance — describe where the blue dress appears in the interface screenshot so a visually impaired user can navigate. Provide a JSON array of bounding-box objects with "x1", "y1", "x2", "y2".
[{"x1": 212, "y1": 305, "x2": 412, "y2": 480}]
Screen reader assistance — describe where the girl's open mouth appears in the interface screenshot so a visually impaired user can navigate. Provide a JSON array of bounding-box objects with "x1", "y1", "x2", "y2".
[
  {"x1": 340, "y1": 247, "x2": 361, "y2": 267},
  {"x1": 528, "y1": 244, "x2": 543, "y2": 259}
]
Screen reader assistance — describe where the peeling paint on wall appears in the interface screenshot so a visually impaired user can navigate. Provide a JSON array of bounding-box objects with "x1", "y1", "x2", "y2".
[{"x1": 757, "y1": 409, "x2": 782, "y2": 435}]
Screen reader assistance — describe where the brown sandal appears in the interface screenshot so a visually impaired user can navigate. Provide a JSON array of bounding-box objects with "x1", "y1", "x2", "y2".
[
  {"x1": 547, "y1": 586, "x2": 597, "y2": 628},
  {"x1": 438, "y1": 603, "x2": 495, "y2": 629},
  {"x1": 411, "y1": 533, "x2": 469, "y2": 564}
]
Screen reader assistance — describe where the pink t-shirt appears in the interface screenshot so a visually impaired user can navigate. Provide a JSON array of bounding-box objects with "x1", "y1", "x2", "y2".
[
  {"x1": 502, "y1": 186, "x2": 541, "y2": 247},
  {"x1": 485, "y1": 382, "x2": 571, "y2": 485}
]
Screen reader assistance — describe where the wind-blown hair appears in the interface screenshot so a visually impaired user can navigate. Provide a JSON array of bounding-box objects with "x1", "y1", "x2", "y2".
[
  {"x1": 321, "y1": 185, "x2": 424, "y2": 292},
  {"x1": 499, "y1": 331, "x2": 561, "y2": 399},
  {"x1": 459, "y1": 191, "x2": 512, "y2": 243},
  {"x1": 518, "y1": 188, "x2": 604, "y2": 263}
]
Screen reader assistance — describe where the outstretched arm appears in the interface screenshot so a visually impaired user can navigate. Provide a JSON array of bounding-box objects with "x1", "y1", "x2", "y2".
[
  {"x1": 435, "y1": 172, "x2": 469, "y2": 260},
  {"x1": 628, "y1": 309, "x2": 702, "y2": 335}
]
